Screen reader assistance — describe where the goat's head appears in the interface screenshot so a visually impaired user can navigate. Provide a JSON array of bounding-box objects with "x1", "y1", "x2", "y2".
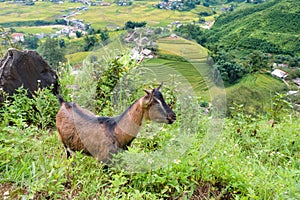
[{"x1": 142, "y1": 83, "x2": 176, "y2": 124}]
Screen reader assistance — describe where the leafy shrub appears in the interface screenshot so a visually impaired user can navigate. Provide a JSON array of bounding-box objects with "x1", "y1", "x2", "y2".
[
  {"x1": 95, "y1": 53, "x2": 138, "y2": 114},
  {"x1": 0, "y1": 87, "x2": 35, "y2": 128},
  {"x1": 0, "y1": 86, "x2": 59, "y2": 129}
]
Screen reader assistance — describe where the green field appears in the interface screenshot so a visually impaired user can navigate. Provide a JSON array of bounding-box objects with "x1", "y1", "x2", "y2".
[
  {"x1": 227, "y1": 73, "x2": 287, "y2": 94},
  {"x1": 0, "y1": 2, "x2": 83, "y2": 23},
  {"x1": 79, "y1": 1, "x2": 199, "y2": 29},
  {"x1": 0, "y1": 1, "x2": 209, "y2": 31},
  {"x1": 143, "y1": 37, "x2": 212, "y2": 101}
]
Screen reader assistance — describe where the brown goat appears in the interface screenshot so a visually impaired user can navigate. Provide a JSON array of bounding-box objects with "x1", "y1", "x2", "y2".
[{"x1": 56, "y1": 84, "x2": 176, "y2": 163}]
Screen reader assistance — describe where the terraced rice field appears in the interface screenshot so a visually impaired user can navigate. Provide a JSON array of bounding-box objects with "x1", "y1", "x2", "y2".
[
  {"x1": 144, "y1": 37, "x2": 216, "y2": 101},
  {"x1": 227, "y1": 73, "x2": 287, "y2": 97}
]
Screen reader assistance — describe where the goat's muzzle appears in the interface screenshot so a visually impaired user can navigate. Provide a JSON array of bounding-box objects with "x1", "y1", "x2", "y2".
[{"x1": 167, "y1": 113, "x2": 176, "y2": 124}]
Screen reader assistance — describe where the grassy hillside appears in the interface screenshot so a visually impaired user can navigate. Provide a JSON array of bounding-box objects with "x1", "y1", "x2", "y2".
[
  {"x1": 205, "y1": 0, "x2": 300, "y2": 56},
  {"x1": 226, "y1": 73, "x2": 288, "y2": 115},
  {"x1": 144, "y1": 37, "x2": 287, "y2": 110},
  {"x1": 0, "y1": 85, "x2": 299, "y2": 199}
]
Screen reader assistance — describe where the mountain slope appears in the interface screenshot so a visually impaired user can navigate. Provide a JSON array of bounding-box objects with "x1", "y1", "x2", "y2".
[{"x1": 205, "y1": 0, "x2": 300, "y2": 56}]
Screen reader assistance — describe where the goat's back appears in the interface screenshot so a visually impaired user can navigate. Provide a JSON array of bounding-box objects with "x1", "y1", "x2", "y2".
[{"x1": 56, "y1": 102, "x2": 119, "y2": 162}]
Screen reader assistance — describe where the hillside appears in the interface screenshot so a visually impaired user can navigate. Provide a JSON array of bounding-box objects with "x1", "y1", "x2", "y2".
[{"x1": 204, "y1": 0, "x2": 300, "y2": 56}]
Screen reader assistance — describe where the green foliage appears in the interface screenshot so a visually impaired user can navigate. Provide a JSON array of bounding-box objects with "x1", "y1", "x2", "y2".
[
  {"x1": 124, "y1": 21, "x2": 147, "y2": 29},
  {"x1": 1, "y1": 98, "x2": 299, "y2": 199},
  {"x1": 95, "y1": 53, "x2": 138, "y2": 114},
  {"x1": 83, "y1": 35, "x2": 99, "y2": 51},
  {"x1": 75, "y1": 30, "x2": 82, "y2": 38},
  {"x1": 0, "y1": 19, "x2": 66, "y2": 28},
  {"x1": 0, "y1": 26, "x2": 22, "y2": 57},
  {"x1": 37, "y1": 37, "x2": 66, "y2": 69},
  {"x1": 23, "y1": 34, "x2": 39, "y2": 49},
  {"x1": 31, "y1": 87, "x2": 60, "y2": 129},
  {"x1": 175, "y1": 24, "x2": 204, "y2": 42},
  {"x1": 267, "y1": 92, "x2": 294, "y2": 122},
  {"x1": 202, "y1": 0, "x2": 300, "y2": 83},
  {"x1": 0, "y1": 53, "x2": 299, "y2": 199},
  {"x1": 225, "y1": 73, "x2": 288, "y2": 116},
  {"x1": 0, "y1": 87, "x2": 59, "y2": 129},
  {"x1": 0, "y1": 87, "x2": 35, "y2": 128},
  {"x1": 227, "y1": 85, "x2": 264, "y2": 116},
  {"x1": 210, "y1": 49, "x2": 247, "y2": 83}
]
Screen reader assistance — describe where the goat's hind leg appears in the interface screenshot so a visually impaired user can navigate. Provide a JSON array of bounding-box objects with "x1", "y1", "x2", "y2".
[{"x1": 64, "y1": 144, "x2": 72, "y2": 158}]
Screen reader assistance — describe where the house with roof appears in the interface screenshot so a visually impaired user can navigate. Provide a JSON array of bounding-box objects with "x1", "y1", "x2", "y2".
[
  {"x1": 271, "y1": 69, "x2": 288, "y2": 79},
  {"x1": 292, "y1": 78, "x2": 300, "y2": 87},
  {"x1": 11, "y1": 33, "x2": 24, "y2": 43}
]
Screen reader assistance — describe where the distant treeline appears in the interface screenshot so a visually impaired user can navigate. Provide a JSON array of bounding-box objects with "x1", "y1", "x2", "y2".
[{"x1": 0, "y1": 19, "x2": 67, "y2": 27}]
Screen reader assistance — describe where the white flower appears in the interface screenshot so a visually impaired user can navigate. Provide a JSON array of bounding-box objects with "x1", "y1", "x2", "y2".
[
  {"x1": 37, "y1": 80, "x2": 41, "y2": 83},
  {"x1": 148, "y1": 158, "x2": 154, "y2": 164},
  {"x1": 173, "y1": 159, "x2": 181, "y2": 164}
]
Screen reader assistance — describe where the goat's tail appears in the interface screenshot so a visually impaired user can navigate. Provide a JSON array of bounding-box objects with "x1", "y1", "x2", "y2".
[
  {"x1": 57, "y1": 95, "x2": 72, "y2": 109},
  {"x1": 57, "y1": 95, "x2": 66, "y2": 106}
]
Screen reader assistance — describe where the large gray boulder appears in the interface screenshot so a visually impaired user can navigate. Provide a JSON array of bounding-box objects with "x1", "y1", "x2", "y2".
[{"x1": 0, "y1": 48, "x2": 59, "y2": 102}]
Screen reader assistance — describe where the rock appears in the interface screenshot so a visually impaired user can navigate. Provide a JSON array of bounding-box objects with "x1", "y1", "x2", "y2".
[{"x1": 0, "y1": 48, "x2": 59, "y2": 102}]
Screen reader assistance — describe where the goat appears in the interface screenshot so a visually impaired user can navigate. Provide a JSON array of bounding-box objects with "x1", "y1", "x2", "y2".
[{"x1": 56, "y1": 84, "x2": 176, "y2": 163}]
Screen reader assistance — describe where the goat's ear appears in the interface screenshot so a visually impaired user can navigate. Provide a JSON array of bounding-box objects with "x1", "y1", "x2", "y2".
[
  {"x1": 143, "y1": 89, "x2": 152, "y2": 95},
  {"x1": 156, "y1": 82, "x2": 163, "y2": 91},
  {"x1": 143, "y1": 89, "x2": 154, "y2": 107}
]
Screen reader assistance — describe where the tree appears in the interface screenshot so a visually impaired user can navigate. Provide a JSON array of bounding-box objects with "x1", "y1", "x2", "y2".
[
  {"x1": 246, "y1": 51, "x2": 267, "y2": 73},
  {"x1": 100, "y1": 30, "x2": 109, "y2": 42},
  {"x1": 124, "y1": 21, "x2": 147, "y2": 29},
  {"x1": 37, "y1": 37, "x2": 66, "y2": 69},
  {"x1": 23, "y1": 34, "x2": 39, "y2": 49},
  {"x1": 83, "y1": 35, "x2": 99, "y2": 51},
  {"x1": 59, "y1": 39, "x2": 65, "y2": 48},
  {"x1": 76, "y1": 31, "x2": 83, "y2": 38}
]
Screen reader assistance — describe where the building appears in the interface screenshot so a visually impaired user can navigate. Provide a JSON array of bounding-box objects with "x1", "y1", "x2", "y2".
[
  {"x1": 11, "y1": 33, "x2": 24, "y2": 43},
  {"x1": 271, "y1": 69, "x2": 288, "y2": 79}
]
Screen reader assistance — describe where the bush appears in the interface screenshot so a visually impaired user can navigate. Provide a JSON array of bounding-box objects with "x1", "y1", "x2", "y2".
[{"x1": 0, "y1": 86, "x2": 59, "y2": 129}]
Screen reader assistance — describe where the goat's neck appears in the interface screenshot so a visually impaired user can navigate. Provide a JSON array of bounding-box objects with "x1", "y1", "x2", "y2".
[{"x1": 114, "y1": 99, "x2": 144, "y2": 147}]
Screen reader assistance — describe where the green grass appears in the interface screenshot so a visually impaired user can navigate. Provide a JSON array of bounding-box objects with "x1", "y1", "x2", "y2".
[
  {"x1": 0, "y1": 54, "x2": 299, "y2": 199},
  {"x1": 0, "y1": 87, "x2": 299, "y2": 199}
]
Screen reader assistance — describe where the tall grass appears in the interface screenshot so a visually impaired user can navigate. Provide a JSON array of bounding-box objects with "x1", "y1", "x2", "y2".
[{"x1": 0, "y1": 54, "x2": 299, "y2": 199}]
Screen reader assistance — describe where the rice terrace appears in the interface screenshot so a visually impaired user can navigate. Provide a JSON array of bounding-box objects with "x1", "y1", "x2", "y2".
[{"x1": 0, "y1": 0, "x2": 300, "y2": 199}]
